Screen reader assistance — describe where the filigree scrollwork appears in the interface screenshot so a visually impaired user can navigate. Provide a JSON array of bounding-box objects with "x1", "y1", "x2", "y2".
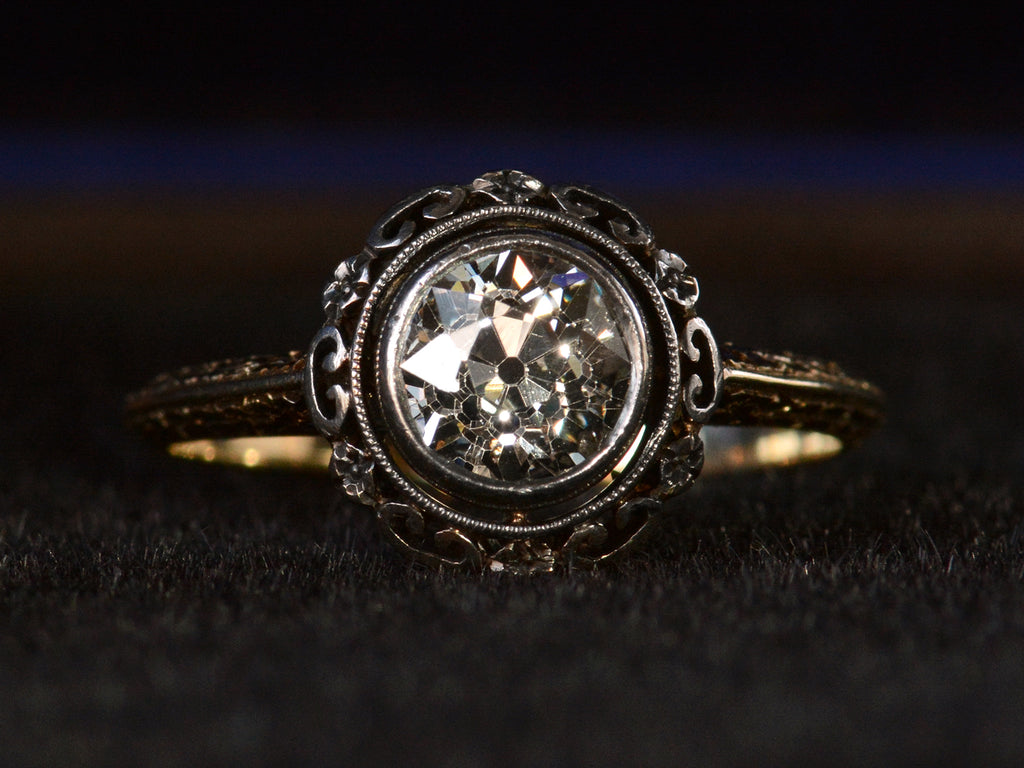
[
  {"x1": 614, "y1": 496, "x2": 661, "y2": 531},
  {"x1": 654, "y1": 249, "x2": 700, "y2": 311},
  {"x1": 563, "y1": 522, "x2": 609, "y2": 559},
  {"x1": 433, "y1": 529, "x2": 485, "y2": 570},
  {"x1": 304, "y1": 326, "x2": 350, "y2": 439},
  {"x1": 366, "y1": 190, "x2": 429, "y2": 252},
  {"x1": 366, "y1": 185, "x2": 469, "y2": 253},
  {"x1": 329, "y1": 441, "x2": 376, "y2": 505},
  {"x1": 324, "y1": 185, "x2": 472, "y2": 323},
  {"x1": 422, "y1": 186, "x2": 468, "y2": 220},
  {"x1": 611, "y1": 497, "x2": 661, "y2": 555},
  {"x1": 487, "y1": 539, "x2": 556, "y2": 573},
  {"x1": 378, "y1": 501, "x2": 424, "y2": 537},
  {"x1": 470, "y1": 170, "x2": 546, "y2": 205},
  {"x1": 378, "y1": 502, "x2": 427, "y2": 556},
  {"x1": 550, "y1": 184, "x2": 655, "y2": 254},
  {"x1": 681, "y1": 316, "x2": 722, "y2": 423},
  {"x1": 323, "y1": 250, "x2": 373, "y2": 323},
  {"x1": 566, "y1": 497, "x2": 662, "y2": 567},
  {"x1": 378, "y1": 503, "x2": 484, "y2": 569},
  {"x1": 654, "y1": 432, "x2": 704, "y2": 499}
]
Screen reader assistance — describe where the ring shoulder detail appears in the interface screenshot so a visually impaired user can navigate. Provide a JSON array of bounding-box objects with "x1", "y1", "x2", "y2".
[
  {"x1": 714, "y1": 344, "x2": 886, "y2": 445},
  {"x1": 125, "y1": 353, "x2": 308, "y2": 444},
  {"x1": 304, "y1": 326, "x2": 350, "y2": 440}
]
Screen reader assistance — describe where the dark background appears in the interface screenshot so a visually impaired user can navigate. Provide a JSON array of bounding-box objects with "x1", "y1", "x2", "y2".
[
  {"x1": 3, "y1": 6, "x2": 1023, "y2": 766},
  {"x1": 6, "y1": 5, "x2": 1024, "y2": 130}
]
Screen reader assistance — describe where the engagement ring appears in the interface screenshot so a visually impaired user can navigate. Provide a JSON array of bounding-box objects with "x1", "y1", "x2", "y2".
[{"x1": 126, "y1": 170, "x2": 884, "y2": 571}]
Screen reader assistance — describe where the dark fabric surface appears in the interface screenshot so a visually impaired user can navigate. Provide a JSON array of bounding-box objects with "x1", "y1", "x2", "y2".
[{"x1": 2, "y1": 199, "x2": 1023, "y2": 766}]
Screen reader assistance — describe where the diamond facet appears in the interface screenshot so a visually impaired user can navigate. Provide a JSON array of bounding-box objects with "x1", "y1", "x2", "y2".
[{"x1": 396, "y1": 244, "x2": 640, "y2": 483}]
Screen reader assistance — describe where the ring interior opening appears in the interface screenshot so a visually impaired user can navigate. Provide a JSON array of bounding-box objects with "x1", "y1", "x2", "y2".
[
  {"x1": 699, "y1": 427, "x2": 843, "y2": 475},
  {"x1": 168, "y1": 437, "x2": 333, "y2": 471},
  {"x1": 166, "y1": 428, "x2": 844, "y2": 475}
]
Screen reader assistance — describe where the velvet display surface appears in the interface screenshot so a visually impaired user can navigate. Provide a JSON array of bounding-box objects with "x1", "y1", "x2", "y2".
[{"x1": 2, "y1": 198, "x2": 1023, "y2": 767}]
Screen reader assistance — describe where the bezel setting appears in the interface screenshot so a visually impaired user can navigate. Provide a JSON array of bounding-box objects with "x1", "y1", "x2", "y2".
[
  {"x1": 305, "y1": 171, "x2": 721, "y2": 569},
  {"x1": 353, "y1": 204, "x2": 679, "y2": 537},
  {"x1": 378, "y1": 230, "x2": 649, "y2": 510}
]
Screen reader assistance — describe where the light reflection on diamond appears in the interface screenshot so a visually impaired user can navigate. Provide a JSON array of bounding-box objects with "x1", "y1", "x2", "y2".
[{"x1": 399, "y1": 246, "x2": 636, "y2": 482}]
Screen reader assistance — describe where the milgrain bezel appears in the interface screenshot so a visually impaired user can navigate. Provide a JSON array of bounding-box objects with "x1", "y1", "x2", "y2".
[
  {"x1": 377, "y1": 230, "x2": 649, "y2": 515},
  {"x1": 349, "y1": 204, "x2": 682, "y2": 537}
]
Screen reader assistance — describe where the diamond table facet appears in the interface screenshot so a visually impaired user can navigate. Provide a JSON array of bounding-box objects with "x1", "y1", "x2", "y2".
[{"x1": 397, "y1": 245, "x2": 639, "y2": 483}]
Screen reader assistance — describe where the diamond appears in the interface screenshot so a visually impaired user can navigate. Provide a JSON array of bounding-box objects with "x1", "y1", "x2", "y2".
[{"x1": 397, "y1": 243, "x2": 640, "y2": 483}]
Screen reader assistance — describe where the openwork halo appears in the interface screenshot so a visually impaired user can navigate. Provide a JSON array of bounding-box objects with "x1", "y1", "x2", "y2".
[{"x1": 350, "y1": 204, "x2": 681, "y2": 536}]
